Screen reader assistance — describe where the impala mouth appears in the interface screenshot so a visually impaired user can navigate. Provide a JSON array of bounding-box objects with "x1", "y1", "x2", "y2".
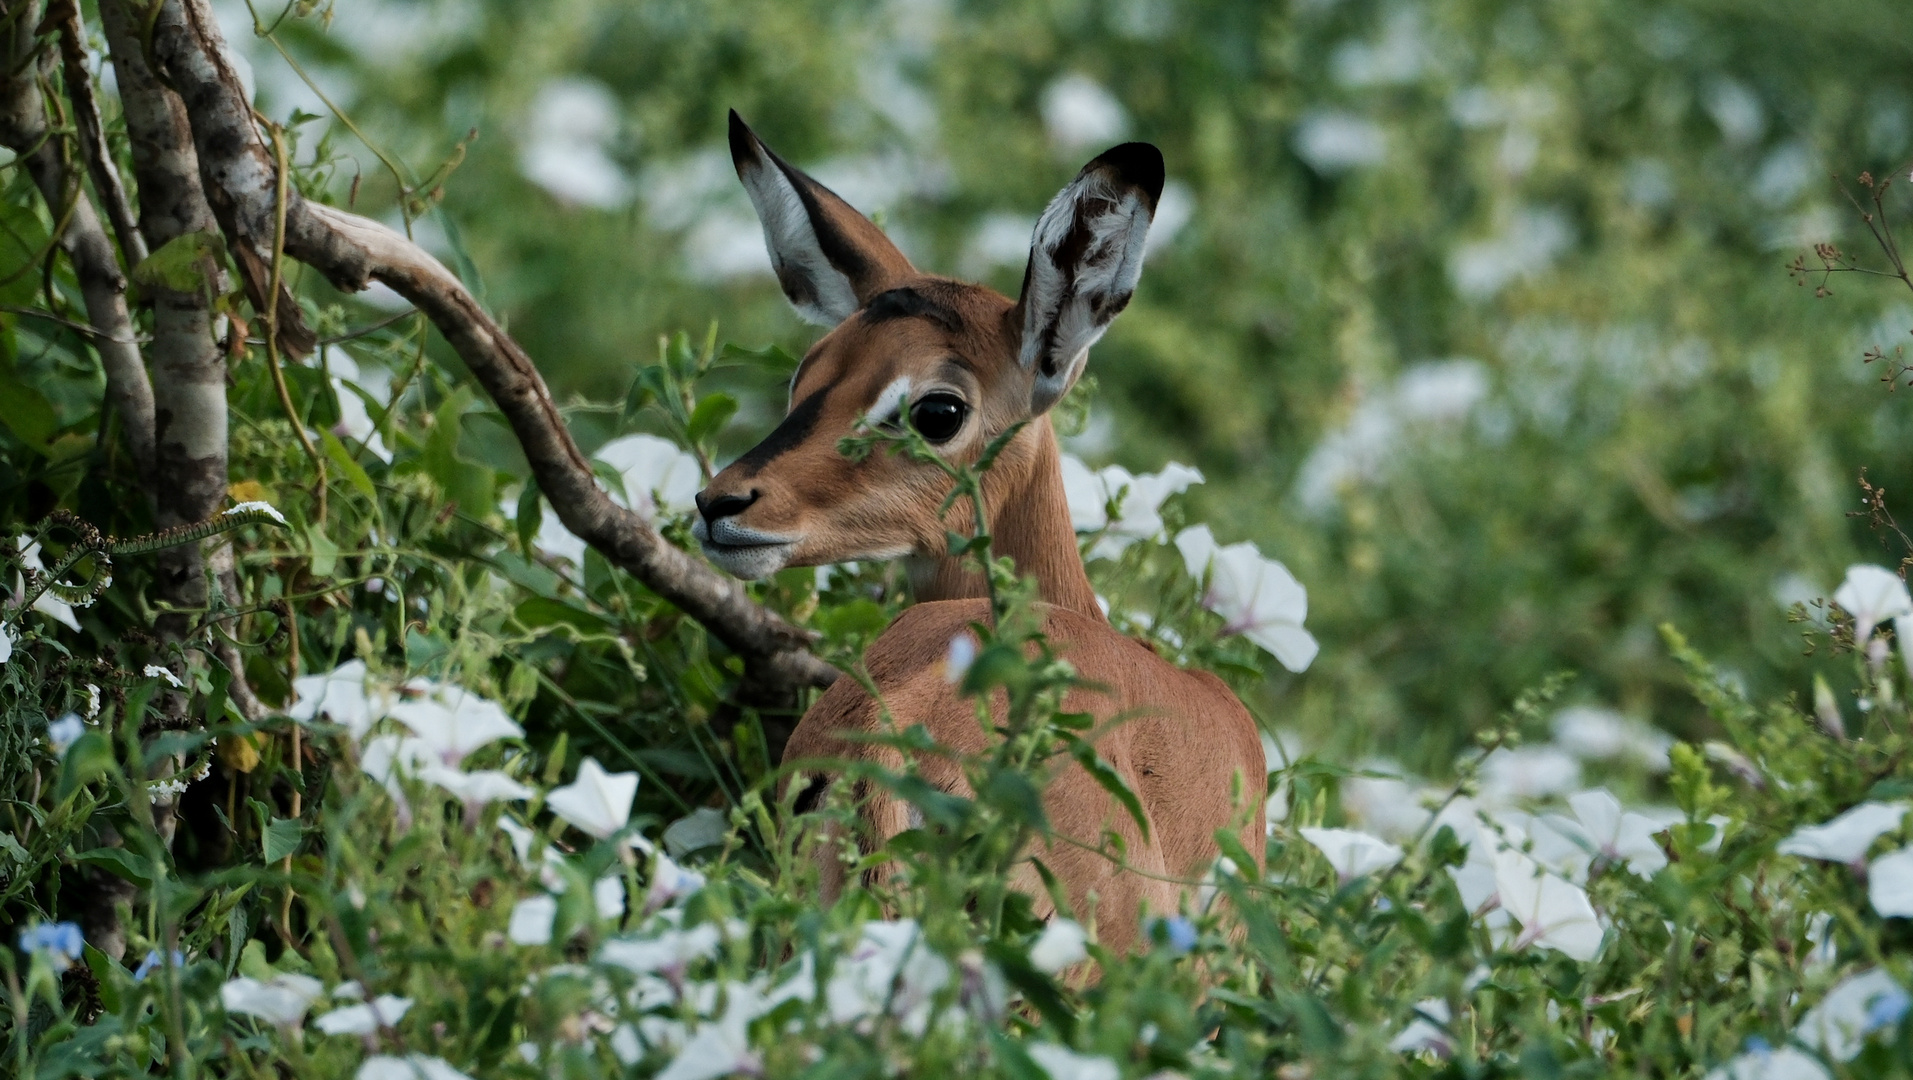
[{"x1": 692, "y1": 519, "x2": 797, "y2": 580}]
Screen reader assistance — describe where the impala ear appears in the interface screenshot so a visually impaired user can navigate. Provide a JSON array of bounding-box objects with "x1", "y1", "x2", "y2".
[
  {"x1": 1011, "y1": 142, "x2": 1164, "y2": 414},
  {"x1": 728, "y1": 110, "x2": 916, "y2": 326}
]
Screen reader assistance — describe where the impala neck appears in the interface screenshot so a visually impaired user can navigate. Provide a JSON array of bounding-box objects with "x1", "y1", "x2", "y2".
[{"x1": 907, "y1": 419, "x2": 1105, "y2": 621}]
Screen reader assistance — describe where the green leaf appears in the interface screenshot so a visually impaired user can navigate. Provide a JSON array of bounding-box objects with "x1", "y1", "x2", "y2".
[
  {"x1": 305, "y1": 520, "x2": 339, "y2": 578},
  {"x1": 423, "y1": 385, "x2": 495, "y2": 514},
  {"x1": 980, "y1": 769, "x2": 1048, "y2": 832},
  {"x1": 57, "y1": 733, "x2": 116, "y2": 799},
  {"x1": 515, "y1": 482, "x2": 543, "y2": 552},
  {"x1": 73, "y1": 846, "x2": 155, "y2": 888},
  {"x1": 0, "y1": 364, "x2": 58, "y2": 451},
  {"x1": 262, "y1": 817, "x2": 306, "y2": 863},
  {"x1": 685, "y1": 392, "x2": 739, "y2": 446},
  {"x1": 320, "y1": 429, "x2": 376, "y2": 501},
  {"x1": 718, "y1": 341, "x2": 801, "y2": 376},
  {"x1": 129, "y1": 229, "x2": 226, "y2": 294}
]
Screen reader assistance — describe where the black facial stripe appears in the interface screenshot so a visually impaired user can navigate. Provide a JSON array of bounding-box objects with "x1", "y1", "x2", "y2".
[
  {"x1": 861, "y1": 287, "x2": 964, "y2": 334},
  {"x1": 765, "y1": 149, "x2": 873, "y2": 285},
  {"x1": 735, "y1": 386, "x2": 829, "y2": 476}
]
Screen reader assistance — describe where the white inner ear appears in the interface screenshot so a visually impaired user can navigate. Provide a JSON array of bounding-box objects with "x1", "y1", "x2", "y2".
[
  {"x1": 1018, "y1": 170, "x2": 1154, "y2": 386},
  {"x1": 738, "y1": 159, "x2": 861, "y2": 326}
]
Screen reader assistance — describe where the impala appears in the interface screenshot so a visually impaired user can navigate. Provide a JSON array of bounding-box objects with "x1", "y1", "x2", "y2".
[{"x1": 693, "y1": 111, "x2": 1265, "y2": 953}]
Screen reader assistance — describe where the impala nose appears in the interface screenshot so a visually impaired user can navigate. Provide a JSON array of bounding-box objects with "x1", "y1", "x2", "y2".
[{"x1": 695, "y1": 489, "x2": 760, "y2": 525}]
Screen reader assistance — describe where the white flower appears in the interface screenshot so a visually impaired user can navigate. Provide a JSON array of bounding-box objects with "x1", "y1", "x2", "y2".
[
  {"x1": 547, "y1": 757, "x2": 639, "y2": 840},
  {"x1": 596, "y1": 434, "x2": 701, "y2": 520},
  {"x1": 83, "y1": 683, "x2": 99, "y2": 718},
  {"x1": 225, "y1": 500, "x2": 288, "y2": 526},
  {"x1": 1299, "y1": 826, "x2": 1404, "y2": 882},
  {"x1": 663, "y1": 807, "x2": 729, "y2": 858},
  {"x1": 16, "y1": 537, "x2": 80, "y2": 631},
  {"x1": 419, "y1": 765, "x2": 533, "y2": 806},
  {"x1": 1795, "y1": 968, "x2": 1908, "y2": 1061},
  {"x1": 1550, "y1": 706, "x2": 1673, "y2": 772},
  {"x1": 944, "y1": 632, "x2": 977, "y2": 684},
  {"x1": 1060, "y1": 455, "x2": 1204, "y2": 558},
  {"x1": 825, "y1": 920, "x2": 951, "y2": 1034},
  {"x1": 599, "y1": 922, "x2": 734, "y2": 974},
  {"x1": 1040, "y1": 73, "x2": 1128, "y2": 152},
  {"x1": 1833, "y1": 564, "x2": 1912, "y2": 640},
  {"x1": 360, "y1": 735, "x2": 432, "y2": 798},
  {"x1": 1174, "y1": 525, "x2": 1319, "y2": 672},
  {"x1": 1340, "y1": 767, "x2": 1435, "y2": 840},
  {"x1": 313, "y1": 994, "x2": 413, "y2": 1035},
  {"x1": 219, "y1": 973, "x2": 325, "y2": 1025},
  {"x1": 355, "y1": 1055, "x2": 477, "y2": 1080},
  {"x1": 288, "y1": 661, "x2": 383, "y2": 741},
  {"x1": 1542, "y1": 789, "x2": 1670, "y2": 877},
  {"x1": 0, "y1": 623, "x2": 12, "y2": 664},
  {"x1": 1703, "y1": 1046, "x2": 1831, "y2": 1080},
  {"x1": 497, "y1": 816, "x2": 537, "y2": 863},
  {"x1": 1778, "y1": 802, "x2": 1908, "y2": 864},
  {"x1": 519, "y1": 77, "x2": 630, "y2": 209},
  {"x1": 1493, "y1": 848, "x2": 1603, "y2": 961},
  {"x1": 646, "y1": 851, "x2": 708, "y2": 911},
  {"x1": 143, "y1": 664, "x2": 184, "y2": 689},
  {"x1": 594, "y1": 875, "x2": 626, "y2": 920},
  {"x1": 1869, "y1": 847, "x2": 1913, "y2": 917},
  {"x1": 1389, "y1": 999, "x2": 1454, "y2": 1055},
  {"x1": 1028, "y1": 919, "x2": 1089, "y2": 974},
  {"x1": 507, "y1": 895, "x2": 558, "y2": 946},
  {"x1": 46, "y1": 713, "x2": 84, "y2": 757},
  {"x1": 388, "y1": 689, "x2": 522, "y2": 766},
  {"x1": 655, "y1": 984, "x2": 767, "y2": 1080},
  {"x1": 1026, "y1": 1043, "x2": 1120, "y2": 1080},
  {"x1": 1477, "y1": 746, "x2": 1582, "y2": 805}
]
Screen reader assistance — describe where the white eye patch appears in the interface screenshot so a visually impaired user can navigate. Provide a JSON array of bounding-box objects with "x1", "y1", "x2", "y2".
[{"x1": 863, "y1": 376, "x2": 914, "y2": 428}]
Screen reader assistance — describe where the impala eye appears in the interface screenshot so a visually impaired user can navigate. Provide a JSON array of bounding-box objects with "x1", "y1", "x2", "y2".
[{"x1": 908, "y1": 393, "x2": 968, "y2": 443}]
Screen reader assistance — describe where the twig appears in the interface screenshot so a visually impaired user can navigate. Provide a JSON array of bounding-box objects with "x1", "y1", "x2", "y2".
[
  {"x1": 263, "y1": 120, "x2": 325, "y2": 521},
  {"x1": 0, "y1": 300, "x2": 143, "y2": 341},
  {"x1": 157, "y1": 0, "x2": 838, "y2": 701},
  {"x1": 49, "y1": 0, "x2": 145, "y2": 265}
]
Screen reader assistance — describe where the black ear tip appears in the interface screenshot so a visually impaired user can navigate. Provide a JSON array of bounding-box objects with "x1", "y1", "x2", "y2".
[
  {"x1": 727, "y1": 109, "x2": 758, "y2": 171},
  {"x1": 1091, "y1": 142, "x2": 1165, "y2": 204}
]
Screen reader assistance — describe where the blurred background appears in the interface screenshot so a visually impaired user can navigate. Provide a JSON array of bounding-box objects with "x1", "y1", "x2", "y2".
[{"x1": 229, "y1": 0, "x2": 1913, "y2": 770}]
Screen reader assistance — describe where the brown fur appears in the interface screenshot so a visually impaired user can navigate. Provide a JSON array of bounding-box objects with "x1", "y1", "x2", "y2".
[{"x1": 700, "y1": 118, "x2": 1267, "y2": 954}]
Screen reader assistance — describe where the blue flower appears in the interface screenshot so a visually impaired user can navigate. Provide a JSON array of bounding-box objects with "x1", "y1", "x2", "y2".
[
  {"x1": 1742, "y1": 1035, "x2": 1772, "y2": 1056},
  {"x1": 1866, "y1": 986, "x2": 1911, "y2": 1033},
  {"x1": 46, "y1": 713, "x2": 84, "y2": 757},
  {"x1": 133, "y1": 950, "x2": 185, "y2": 981},
  {"x1": 1155, "y1": 916, "x2": 1198, "y2": 954},
  {"x1": 19, "y1": 922, "x2": 84, "y2": 972}
]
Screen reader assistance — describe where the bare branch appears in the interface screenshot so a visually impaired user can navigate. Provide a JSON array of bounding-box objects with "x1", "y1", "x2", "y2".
[
  {"x1": 153, "y1": 0, "x2": 838, "y2": 696},
  {"x1": 101, "y1": 0, "x2": 231, "y2": 638},
  {"x1": 0, "y1": 0, "x2": 155, "y2": 477},
  {"x1": 49, "y1": 0, "x2": 145, "y2": 266},
  {"x1": 144, "y1": 0, "x2": 313, "y2": 360}
]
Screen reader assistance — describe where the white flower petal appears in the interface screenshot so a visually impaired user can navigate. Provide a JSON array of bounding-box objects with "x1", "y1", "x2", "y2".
[
  {"x1": 1869, "y1": 847, "x2": 1913, "y2": 918},
  {"x1": 220, "y1": 973, "x2": 325, "y2": 1025},
  {"x1": 1028, "y1": 919, "x2": 1089, "y2": 974},
  {"x1": 1493, "y1": 848, "x2": 1602, "y2": 961},
  {"x1": 1026, "y1": 1043, "x2": 1120, "y2": 1080},
  {"x1": 546, "y1": 757, "x2": 639, "y2": 840},
  {"x1": 1299, "y1": 826, "x2": 1403, "y2": 881},
  {"x1": 1795, "y1": 968, "x2": 1908, "y2": 1061},
  {"x1": 507, "y1": 895, "x2": 558, "y2": 946},
  {"x1": 1778, "y1": 802, "x2": 1909, "y2": 863}
]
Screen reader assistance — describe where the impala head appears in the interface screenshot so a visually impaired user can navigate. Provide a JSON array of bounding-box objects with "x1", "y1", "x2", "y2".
[{"x1": 693, "y1": 110, "x2": 1163, "y2": 579}]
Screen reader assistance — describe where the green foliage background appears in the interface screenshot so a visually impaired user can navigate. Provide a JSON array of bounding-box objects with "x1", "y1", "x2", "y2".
[{"x1": 219, "y1": 0, "x2": 1913, "y2": 766}]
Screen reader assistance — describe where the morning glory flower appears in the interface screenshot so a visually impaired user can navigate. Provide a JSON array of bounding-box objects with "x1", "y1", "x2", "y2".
[
  {"x1": 220, "y1": 973, "x2": 326, "y2": 1025},
  {"x1": 823, "y1": 920, "x2": 952, "y2": 1035},
  {"x1": 16, "y1": 537, "x2": 80, "y2": 630},
  {"x1": 1154, "y1": 916, "x2": 1198, "y2": 954},
  {"x1": 0, "y1": 623, "x2": 12, "y2": 664},
  {"x1": 599, "y1": 921, "x2": 734, "y2": 976},
  {"x1": 288, "y1": 660, "x2": 384, "y2": 741},
  {"x1": 1028, "y1": 918, "x2": 1089, "y2": 974},
  {"x1": 1542, "y1": 788, "x2": 1670, "y2": 877},
  {"x1": 597, "y1": 434, "x2": 702, "y2": 521},
  {"x1": 594, "y1": 875, "x2": 626, "y2": 920},
  {"x1": 645, "y1": 852, "x2": 708, "y2": 913},
  {"x1": 1795, "y1": 968, "x2": 1909, "y2": 1061},
  {"x1": 507, "y1": 895, "x2": 558, "y2": 946},
  {"x1": 1493, "y1": 848, "x2": 1603, "y2": 961},
  {"x1": 547, "y1": 757, "x2": 639, "y2": 840},
  {"x1": 1059, "y1": 453, "x2": 1205, "y2": 559},
  {"x1": 1026, "y1": 1043, "x2": 1121, "y2": 1080},
  {"x1": 1702, "y1": 1044, "x2": 1830, "y2": 1080},
  {"x1": 1299, "y1": 826, "x2": 1405, "y2": 882},
  {"x1": 1174, "y1": 525, "x2": 1319, "y2": 672},
  {"x1": 417, "y1": 765, "x2": 534, "y2": 807},
  {"x1": 1389, "y1": 999, "x2": 1454, "y2": 1055},
  {"x1": 45, "y1": 713, "x2": 84, "y2": 757},
  {"x1": 355, "y1": 1055, "x2": 477, "y2": 1080},
  {"x1": 944, "y1": 632, "x2": 977, "y2": 684},
  {"x1": 655, "y1": 983, "x2": 768, "y2": 1080},
  {"x1": 1778, "y1": 802, "x2": 1909, "y2": 865},
  {"x1": 388, "y1": 689, "x2": 523, "y2": 766},
  {"x1": 662, "y1": 807, "x2": 729, "y2": 858},
  {"x1": 18, "y1": 922, "x2": 84, "y2": 972},
  {"x1": 1869, "y1": 847, "x2": 1913, "y2": 918},
  {"x1": 1832, "y1": 564, "x2": 1912, "y2": 641},
  {"x1": 314, "y1": 994, "x2": 413, "y2": 1035}
]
